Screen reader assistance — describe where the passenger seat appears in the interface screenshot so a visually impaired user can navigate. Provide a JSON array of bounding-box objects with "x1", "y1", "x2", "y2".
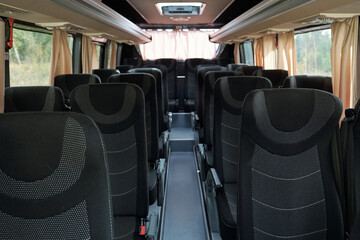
[
  {"x1": 283, "y1": 75, "x2": 333, "y2": 93},
  {"x1": 92, "y1": 68, "x2": 120, "y2": 83},
  {"x1": 253, "y1": 69, "x2": 288, "y2": 87},
  {"x1": 206, "y1": 76, "x2": 272, "y2": 239},
  {"x1": 70, "y1": 83, "x2": 158, "y2": 239},
  {"x1": 5, "y1": 86, "x2": 65, "y2": 112},
  {"x1": 54, "y1": 73, "x2": 101, "y2": 108},
  {"x1": 238, "y1": 88, "x2": 344, "y2": 239},
  {"x1": 0, "y1": 112, "x2": 114, "y2": 239},
  {"x1": 235, "y1": 65, "x2": 262, "y2": 75},
  {"x1": 155, "y1": 58, "x2": 177, "y2": 112}
]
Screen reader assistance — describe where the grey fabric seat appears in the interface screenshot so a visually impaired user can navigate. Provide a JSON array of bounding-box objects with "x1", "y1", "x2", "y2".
[
  {"x1": 212, "y1": 76, "x2": 272, "y2": 239},
  {"x1": 235, "y1": 65, "x2": 263, "y2": 75},
  {"x1": 5, "y1": 86, "x2": 66, "y2": 112},
  {"x1": 116, "y1": 65, "x2": 134, "y2": 73},
  {"x1": 253, "y1": 69, "x2": 288, "y2": 87},
  {"x1": 70, "y1": 83, "x2": 148, "y2": 239},
  {"x1": 108, "y1": 73, "x2": 159, "y2": 205},
  {"x1": 155, "y1": 58, "x2": 177, "y2": 112},
  {"x1": 227, "y1": 63, "x2": 248, "y2": 71},
  {"x1": 92, "y1": 69, "x2": 120, "y2": 83},
  {"x1": 128, "y1": 68, "x2": 167, "y2": 133},
  {"x1": 0, "y1": 112, "x2": 114, "y2": 239},
  {"x1": 283, "y1": 75, "x2": 333, "y2": 93},
  {"x1": 54, "y1": 73, "x2": 101, "y2": 107},
  {"x1": 238, "y1": 89, "x2": 344, "y2": 240},
  {"x1": 195, "y1": 66, "x2": 226, "y2": 131}
]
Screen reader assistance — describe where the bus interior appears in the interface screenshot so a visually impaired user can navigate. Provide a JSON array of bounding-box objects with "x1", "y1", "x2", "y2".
[{"x1": 0, "y1": 0, "x2": 360, "y2": 239}]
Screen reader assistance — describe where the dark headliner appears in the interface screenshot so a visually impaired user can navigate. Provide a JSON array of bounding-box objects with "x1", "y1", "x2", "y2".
[{"x1": 102, "y1": 0, "x2": 263, "y2": 28}]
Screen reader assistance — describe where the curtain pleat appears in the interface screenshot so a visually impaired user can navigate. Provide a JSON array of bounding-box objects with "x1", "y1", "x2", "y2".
[
  {"x1": 139, "y1": 30, "x2": 217, "y2": 60},
  {"x1": 331, "y1": 17, "x2": 359, "y2": 110},
  {"x1": 263, "y1": 35, "x2": 276, "y2": 69},
  {"x1": 50, "y1": 30, "x2": 72, "y2": 85},
  {"x1": 278, "y1": 31, "x2": 297, "y2": 75},
  {"x1": 81, "y1": 35, "x2": 93, "y2": 74},
  {"x1": 109, "y1": 40, "x2": 117, "y2": 69},
  {"x1": 234, "y1": 42, "x2": 240, "y2": 64},
  {"x1": 91, "y1": 44, "x2": 98, "y2": 70},
  {"x1": 254, "y1": 38, "x2": 264, "y2": 67}
]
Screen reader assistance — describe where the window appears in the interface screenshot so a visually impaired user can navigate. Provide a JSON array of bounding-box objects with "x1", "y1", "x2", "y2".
[
  {"x1": 295, "y1": 29, "x2": 332, "y2": 76},
  {"x1": 9, "y1": 28, "x2": 52, "y2": 86},
  {"x1": 243, "y1": 41, "x2": 254, "y2": 65},
  {"x1": 67, "y1": 35, "x2": 74, "y2": 55}
]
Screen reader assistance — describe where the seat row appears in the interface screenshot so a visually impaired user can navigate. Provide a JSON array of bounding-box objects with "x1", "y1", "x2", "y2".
[{"x1": 190, "y1": 71, "x2": 359, "y2": 239}]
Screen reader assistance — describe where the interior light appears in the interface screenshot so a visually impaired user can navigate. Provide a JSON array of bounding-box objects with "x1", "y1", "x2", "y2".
[{"x1": 155, "y1": 2, "x2": 206, "y2": 16}]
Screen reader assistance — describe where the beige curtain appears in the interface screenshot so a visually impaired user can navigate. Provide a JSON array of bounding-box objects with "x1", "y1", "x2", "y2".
[
  {"x1": 139, "y1": 30, "x2": 217, "y2": 60},
  {"x1": 0, "y1": 18, "x2": 4, "y2": 113},
  {"x1": 109, "y1": 41, "x2": 117, "y2": 68},
  {"x1": 234, "y1": 42, "x2": 240, "y2": 64},
  {"x1": 331, "y1": 17, "x2": 359, "y2": 111},
  {"x1": 92, "y1": 44, "x2": 99, "y2": 70},
  {"x1": 263, "y1": 35, "x2": 276, "y2": 69},
  {"x1": 254, "y1": 35, "x2": 276, "y2": 69},
  {"x1": 278, "y1": 31, "x2": 297, "y2": 75},
  {"x1": 82, "y1": 35, "x2": 93, "y2": 73},
  {"x1": 254, "y1": 38, "x2": 264, "y2": 67},
  {"x1": 49, "y1": 30, "x2": 72, "y2": 85}
]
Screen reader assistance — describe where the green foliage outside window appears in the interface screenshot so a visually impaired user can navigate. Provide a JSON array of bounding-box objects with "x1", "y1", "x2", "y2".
[
  {"x1": 295, "y1": 29, "x2": 332, "y2": 76},
  {"x1": 9, "y1": 28, "x2": 52, "y2": 86}
]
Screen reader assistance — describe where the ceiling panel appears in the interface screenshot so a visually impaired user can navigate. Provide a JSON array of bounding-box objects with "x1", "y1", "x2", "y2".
[{"x1": 126, "y1": 0, "x2": 234, "y2": 25}]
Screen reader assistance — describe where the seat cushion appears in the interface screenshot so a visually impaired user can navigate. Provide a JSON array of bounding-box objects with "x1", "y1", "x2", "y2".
[
  {"x1": 148, "y1": 167, "x2": 157, "y2": 205},
  {"x1": 217, "y1": 183, "x2": 237, "y2": 239},
  {"x1": 114, "y1": 216, "x2": 145, "y2": 240}
]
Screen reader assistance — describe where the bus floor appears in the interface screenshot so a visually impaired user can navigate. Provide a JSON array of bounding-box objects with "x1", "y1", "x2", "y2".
[{"x1": 160, "y1": 113, "x2": 210, "y2": 240}]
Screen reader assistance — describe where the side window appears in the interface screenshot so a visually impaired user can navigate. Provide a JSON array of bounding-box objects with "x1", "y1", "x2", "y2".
[
  {"x1": 295, "y1": 28, "x2": 331, "y2": 76},
  {"x1": 9, "y1": 28, "x2": 52, "y2": 86},
  {"x1": 243, "y1": 41, "x2": 254, "y2": 65}
]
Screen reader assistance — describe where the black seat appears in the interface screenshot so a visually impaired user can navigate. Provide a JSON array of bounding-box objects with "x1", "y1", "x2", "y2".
[
  {"x1": 195, "y1": 66, "x2": 226, "y2": 132},
  {"x1": 92, "y1": 69, "x2": 120, "y2": 83},
  {"x1": 227, "y1": 63, "x2": 248, "y2": 71},
  {"x1": 70, "y1": 83, "x2": 149, "y2": 239},
  {"x1": 208, "y1": 76, "x2": 272, "y2": 239},
  {"x1": 155, "y1": 58, "x2": 177, "y2": 112},
  {"x1": 283, "y1": 75, "x2": 333, "y2": 93},
  {"x1": 215, "y1": 58, "x2": 234, "y2": 67},
  {"x1": 108, "y1": 73, "x2": 159, "y2": 205},
  {"x1": 238, "y1": 88, "x2": 344, "y2": 240},
  {"x1": 116, "y1": 65, "x2": 134, "y2": 73},
  {"x1": 254, "y1": 69, "x2": 288, "y2": 87},
  {"x1": 128, "y1": 68, "x2": 166, "y2": 133},
  {"x1": 54, "y1": 74, "x2": 101, "y2": 107},
  {"x1": 236, "y1": 65, "x2": 263, "y2": 75},
  {"x1": 124, "y1": 57, "x2": 143, "y2": 68},
  {"x1": 0, "y1": 112, "x2": 114, "y2": 239},
  {"x1": 5, "y1": 86, "x2": 66, "y2": 112}
]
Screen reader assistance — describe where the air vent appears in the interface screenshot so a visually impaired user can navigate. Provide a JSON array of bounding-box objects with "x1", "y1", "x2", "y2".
[{"x1": 156, "y1": 2, "x2": 206, "y2": 16}]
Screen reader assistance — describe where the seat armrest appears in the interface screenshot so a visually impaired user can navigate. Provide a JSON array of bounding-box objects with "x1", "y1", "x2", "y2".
[{"x1": 209, "y1": 168, "x2": 222, "y2": 189}]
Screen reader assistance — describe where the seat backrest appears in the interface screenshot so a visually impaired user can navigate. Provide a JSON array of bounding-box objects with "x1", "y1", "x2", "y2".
[
  {"x1": 70, "y1": 83, "x2": 148, "y2": 219},
  {"x1": 54, "y1": 74, "x2": 101, "y2": 104},
  {"x1": 283, "y1": 75, "x2": 333, "y2": 93},
  {"x1": 123, "y1": 57, "x2": 143, "y2": 68},
  {"x1": 196, "y1": 66, "x2": 226, "y2": 126},
  {"x1": 116, "y1": 65, "x2": 134, "y2": 73},
  {"x1": 227, "y1": 63, "x2": 248, "y2": 71},
  {"x1": 236, "y1": 65, "x2": 263, "y2": 75},
  {"x1": 0, "y1": 112, "x2": 114, "y2": 239},
  {"x1": 213, "y1": 76, "x2": 272, "y2": 184},
  {"x1": 142, "y1": 64, "x2": 169, "y2": 113},
  {"x1": 129, "y1": 67, "x2": 166, "y2": 132},
  {"x1": 203, "y1": 71, "x2": 242, "y2": 146},
  {"x1": 155, "y1": 58, "x2": 177, "y2": 99},
  {"x1": 108, "y1": 73, "x2": 159, "y2": 163},
  {"x1": 215, "y1": 58, "x2": 234, "y2": 67},
  {"x1": 5, "y1": 86, "x2": 65, "y2": 112},
  {"x1": 185, "y1": 58, "x2": 207, "y2": 99},
  {"x1": 237, "y1": 88, "x2": 344, "y2": 240},
  {"x1": 254, "y1": 69, "x2": 288, "y2": 87},
  {"x1": 92, "y1": 69, "x2": 120, "y2": 83}
]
